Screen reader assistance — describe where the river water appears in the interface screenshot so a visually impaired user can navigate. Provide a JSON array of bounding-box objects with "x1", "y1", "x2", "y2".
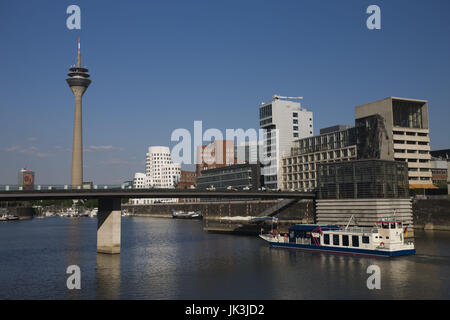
[{"x1": 0, "y1": 216, "x2": 449, "y2": 299}]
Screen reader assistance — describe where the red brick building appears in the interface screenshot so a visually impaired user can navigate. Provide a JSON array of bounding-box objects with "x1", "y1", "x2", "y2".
[
  {"x1": 177, "y1": 170, "x2": 197, "y2": 189},
  {"x1": 196, "y1": 140, "x2": 236, "y2": 176}
]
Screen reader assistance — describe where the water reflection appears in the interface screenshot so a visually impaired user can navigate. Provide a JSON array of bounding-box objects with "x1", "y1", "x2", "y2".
[
  {"x1": 65, "y1": 219, "x2": 82, "y2": 300},
  {"x1": 96, "y1": 253, "x2": 121, "y2": 299},
  {"x1": 0, "y1": 217, "x2": 449, "y2": 299}
]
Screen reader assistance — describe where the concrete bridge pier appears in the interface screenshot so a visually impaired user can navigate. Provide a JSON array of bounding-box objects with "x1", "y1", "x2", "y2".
[{"x1": 97, "y1": 198, "x2": 121, "y2": 254}]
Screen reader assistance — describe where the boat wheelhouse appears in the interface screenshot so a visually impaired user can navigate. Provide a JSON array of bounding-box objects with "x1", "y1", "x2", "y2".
[{"x1": 259, "y1": 219, "x2": 415, "y2": 257}]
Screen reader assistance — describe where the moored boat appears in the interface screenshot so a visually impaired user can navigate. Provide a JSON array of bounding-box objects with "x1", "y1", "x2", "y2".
[
  {"x1": 259, "y1": 219, "x2": 415, "y2": 257},
  {"x1": 172, "y1": 210, "x2": 203, "y2": 219},
  {"x1": 0, "y1": 214, "x2": 20, "y2": 221}
]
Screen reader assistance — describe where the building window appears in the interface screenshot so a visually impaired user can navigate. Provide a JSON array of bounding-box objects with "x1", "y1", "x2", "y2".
[
  {"x1": 293, "y1": 126, "x2": 298, "y2": 131},
  {"x1": 293, "y1": 112, "x2": 298, "y2": 118}
]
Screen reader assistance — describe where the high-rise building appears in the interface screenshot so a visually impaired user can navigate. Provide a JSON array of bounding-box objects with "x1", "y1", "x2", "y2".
[
  {"x1": 131, "y1": 146, "x2": 181, "y2": 205},
  {"x1": 259, "y1": 95, "x2": 313, "y2": 189},
  {"x1": 145, "y1": 146, "x2": 181, "y2": 188},
  {"x1": 196, "y1": 140, "x2": 235, "y2": 175},
  {"x1": 66, "y1": 38, "x2": 91, "y2": 187},
  {"x1": 355, "y1": 97, "x2": 433, "y2": 189},
  {"x1": 235, "y1": 140, "x2": 261, "y2": 165}
]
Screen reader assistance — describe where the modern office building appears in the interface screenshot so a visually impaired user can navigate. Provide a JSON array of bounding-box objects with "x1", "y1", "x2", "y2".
[
  {"x1": 430, "y1": 149, "x2": 450, "y2": 193},
  {"x1": 131, "y1": 146, "x2": 181, "y2": 205},
  {"x1": 317, "y1": 160, "x2": 409, "y2": 200},
  {"x1": 196, "y1": 140, "x2": 236, "y2": 175},
  {"x1": 259, "y1": 95, "x2": 313, "y2": 189},
  {"x1": 315, "y1": 159, "x2": 414, "y2": 230},
  {"x1": 281, "y1": 126, "x2": 357, "y2": 191},
  {"x1": 355, "y1": 97, "x2": 433, "y2": 189},
  {"x1": 430, "y1": 159, "x2": 448, "y2": 188},
  {"x1": 18, "y1": 168, "x2": 35, "y2": 190},
  {"x1": 235, "y1": 140, "x2": 261, "y2": 165},
  {"x1": 196, "y1": 163, "x2": 261, "y2": 191}
]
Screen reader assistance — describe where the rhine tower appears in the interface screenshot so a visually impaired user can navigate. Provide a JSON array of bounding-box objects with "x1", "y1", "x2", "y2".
[{"x1": 66, "y1": 38, "x2": 91, "y2": 187}]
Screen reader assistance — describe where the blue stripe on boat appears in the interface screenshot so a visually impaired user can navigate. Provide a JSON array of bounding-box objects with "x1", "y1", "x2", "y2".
[{"x1": 269, "y1": 242, "x2": 416, "y2": 257}]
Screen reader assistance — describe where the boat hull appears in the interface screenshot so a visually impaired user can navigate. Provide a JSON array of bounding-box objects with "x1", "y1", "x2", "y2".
[
  {"x1": 268, "y1": 241, "x2": 415, "y2": 257},
  {"x1": 172, "y1": 214, "x2": 202, "y2": 219}
]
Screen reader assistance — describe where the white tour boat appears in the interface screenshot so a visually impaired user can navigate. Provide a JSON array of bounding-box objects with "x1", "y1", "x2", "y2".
[{"x1": 259, "y1": 218, "x2": 415, "y2": 257}]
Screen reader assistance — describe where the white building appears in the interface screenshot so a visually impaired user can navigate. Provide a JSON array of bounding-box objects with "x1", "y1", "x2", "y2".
[
  {"x1": 131, "y1": 146, "x2": 181, "y2": 205},
  {"x1": 133, "y1": 172, "x2": 148, "y2": 189},
  {"x1": 236, "y1": 140, "x2": 262, "y2": 165},
  {"x1": 259, "y1": 95, "x2": 313, "y2": 189}
]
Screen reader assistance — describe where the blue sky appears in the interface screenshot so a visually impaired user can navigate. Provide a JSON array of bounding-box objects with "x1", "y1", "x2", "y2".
[{"x1": 1, "y1": 0, "x2": 449, "y2": 184}]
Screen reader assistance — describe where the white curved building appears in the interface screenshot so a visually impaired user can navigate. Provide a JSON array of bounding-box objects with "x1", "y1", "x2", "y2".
[{"x1": 132, "y1": 146, "x2": 181, "y2": 205}]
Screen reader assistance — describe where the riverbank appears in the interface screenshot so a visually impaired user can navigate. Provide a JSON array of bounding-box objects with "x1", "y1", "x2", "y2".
[
  {"x1": 124, "y1": 197, "x2": 450, "y2": 233},
  {"x1": 413, "y1": 196, "x2": 450, "y2": 231}
]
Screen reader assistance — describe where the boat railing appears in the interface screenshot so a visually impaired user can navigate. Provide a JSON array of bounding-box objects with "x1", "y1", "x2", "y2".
[{"x1": 340, "y1": 226, "x2": 378, "y2": 234}]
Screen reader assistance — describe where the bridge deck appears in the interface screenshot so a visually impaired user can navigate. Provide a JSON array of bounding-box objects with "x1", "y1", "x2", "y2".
[{"x1": 0, "y1": 188, "x2": 315, "y2": 201}]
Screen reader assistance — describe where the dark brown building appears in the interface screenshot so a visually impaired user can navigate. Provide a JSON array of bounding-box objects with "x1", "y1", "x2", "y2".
[{"x1": 177, "y1": 170, "x2": 197, "y2": 189}]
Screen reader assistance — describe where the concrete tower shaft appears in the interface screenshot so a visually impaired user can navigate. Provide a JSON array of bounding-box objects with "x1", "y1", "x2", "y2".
[{"x1": 66, "y1": 38, "x2": 91, "y2": 187}]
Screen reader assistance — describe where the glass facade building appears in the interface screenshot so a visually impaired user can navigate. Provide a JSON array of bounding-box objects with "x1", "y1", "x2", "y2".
[
  {"x1": 196, "y1": 163, "x2": 261, "y2": 191},
  {"x1": 317, "y1": 160, "x2": 409, "y2": 199}
]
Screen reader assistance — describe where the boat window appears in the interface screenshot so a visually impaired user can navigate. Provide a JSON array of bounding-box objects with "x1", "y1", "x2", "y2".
[
  {"x1": 397, "y1": 222, "x2": 402, "y2": 228},
  {"x1": 352, "y1": 236, "x2": 359, "y2": 247},
  {"x1": 342, "y1": 235, "x2": 349, "y2": 247},
  {"x1": 324, "y1": 234, "x2": 330, "y2": 245},
  {"x1": 391, "y1": 223, "x2": 396, "y2": 229},
  {"x1": 386, "y1": 236, "x2": 389, "y2": 239},
  {"x1": 333, "y1": 234, "x2": 340, "y2": 246},
  {"x1": 382, "y1": 223, "x2": 389, "y2": 229},
  {"x1": 362, "y1": 236, "x2": 370, "y2": 244}
]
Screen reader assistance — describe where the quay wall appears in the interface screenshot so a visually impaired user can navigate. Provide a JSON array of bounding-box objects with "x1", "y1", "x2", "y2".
[
  {"x1": 9, "y1": 207, "x2": 35, "y2": 220},
  {"x1": 413, "y1": 196, "x2": 450, "y2": 231},
  {"x1": 123, "y1": 200, "x2": 315, "y2": 234},
  {"x1": 123, "y1": 197, "x2": 450, "y2": 233}
]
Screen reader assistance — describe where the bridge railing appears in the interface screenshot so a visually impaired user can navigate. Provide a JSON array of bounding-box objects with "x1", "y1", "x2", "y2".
[{"x1": 0, "y1": 184, "x2": 131, "y2": 191}]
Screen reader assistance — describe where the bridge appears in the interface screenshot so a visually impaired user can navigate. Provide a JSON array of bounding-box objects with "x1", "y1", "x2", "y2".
[{"x1": 0, "y1": 185, "x2": 315, "y2": 254}]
